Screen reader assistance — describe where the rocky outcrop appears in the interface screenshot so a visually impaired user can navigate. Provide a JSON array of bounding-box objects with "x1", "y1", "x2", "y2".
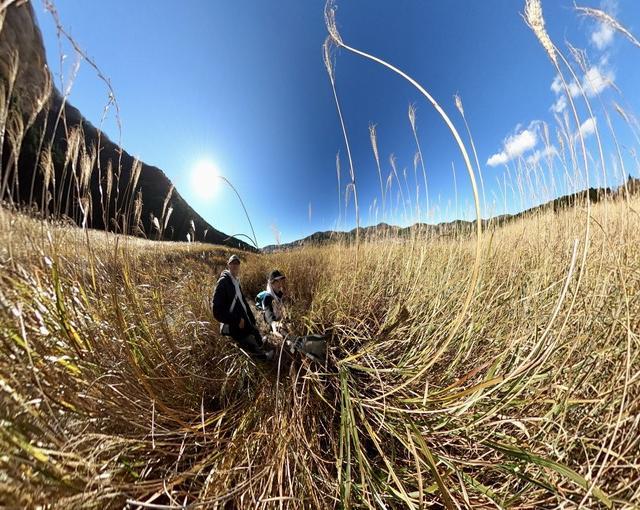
[{"x1": 0, "y1": 1, "x2": 50, "y2": 122}]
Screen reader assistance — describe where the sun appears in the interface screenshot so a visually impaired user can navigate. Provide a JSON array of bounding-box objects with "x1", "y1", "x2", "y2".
[{"x1": 190, "y1": 160, "x2": 220, "y2": 199}]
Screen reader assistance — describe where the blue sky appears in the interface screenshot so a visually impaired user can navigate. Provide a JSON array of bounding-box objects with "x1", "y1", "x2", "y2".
[{"x1": 33, "y1": 1, "x2": 640, "y2": 246}]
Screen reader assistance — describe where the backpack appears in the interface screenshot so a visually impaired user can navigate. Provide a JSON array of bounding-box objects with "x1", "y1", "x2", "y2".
[{"x1": 255, "y1": 290, "x2": 269, "y2": 311}]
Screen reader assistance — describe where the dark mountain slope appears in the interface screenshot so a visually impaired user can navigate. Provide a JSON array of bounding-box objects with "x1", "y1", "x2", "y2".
[{"x1": 0, "y1": 1, "x2": 254, "y2": 251}]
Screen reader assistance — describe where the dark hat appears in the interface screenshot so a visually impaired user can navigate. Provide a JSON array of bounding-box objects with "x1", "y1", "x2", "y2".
[
  {"x1": 228, "y1": 254, "x2": 241, "y2": 265},
  {"x1": 268, "y1": 269, "x2": 286, "y2": 282}
]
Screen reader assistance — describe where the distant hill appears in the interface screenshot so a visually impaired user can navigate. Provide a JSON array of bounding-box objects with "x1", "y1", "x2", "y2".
[
  {"x1": 263, "y1": 178, "x2": 640, "y2": 252},
  {"x1": 0, "y1": 2, "x2": 255, "y2": 251}
]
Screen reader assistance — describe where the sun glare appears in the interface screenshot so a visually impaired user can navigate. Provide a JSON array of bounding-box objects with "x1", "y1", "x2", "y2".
[{"x1": 191, "y1": 160, "x2": 220, "y2": 199}]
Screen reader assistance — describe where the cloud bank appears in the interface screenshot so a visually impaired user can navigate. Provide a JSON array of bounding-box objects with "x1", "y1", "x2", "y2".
[{"x1": 487, "y1": 124, "x2": 539, "y2": 167}]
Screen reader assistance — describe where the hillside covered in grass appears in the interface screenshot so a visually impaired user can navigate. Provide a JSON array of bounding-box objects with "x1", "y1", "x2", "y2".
[
  {"x1": 1, "y1": 195, "x2": 639, "y2": 508},
  {"x1": 262, "y1": 176, "x2": 640, "y2": 252}
]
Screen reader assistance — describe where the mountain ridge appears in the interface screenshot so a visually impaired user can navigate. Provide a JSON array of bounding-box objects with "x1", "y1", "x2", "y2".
[{"x1": 263, "y1": 179, "x2": 640, "y2": 252}]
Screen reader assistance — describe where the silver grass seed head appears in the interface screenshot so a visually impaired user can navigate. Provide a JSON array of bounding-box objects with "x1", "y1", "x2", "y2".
[
  {"x1": 106, "y1": 160, "x2": 113, "y2": 198},
  {"x1": 324, "y1": 1, "x2": 343, "y2": 45},
  {"x1": 133, "y1": 190, "x2": 143, "y2": 227},
  {"x1": 41, "y1": 147, "x2": 53, "y2": 189},
  {"x1": 542, "y1": 121, "x2": 550, "y2": 146},
  {"x1": 80, "y1": 148, "x2": 93, "y2": 190},
  {"x1": 389, "y1": 153, "x2": 398, "y2": 172},
  {"x1": 162, "y1": 184, "x2": 174, "y2": 218},
  {"x1": 322, "y1": 37, "x2": 335, "y2": 82},
  {"x1": 164, "y1": 207, "x2": 173, "y2": 230},
  {"x1": 524, "y1": 0, "x2": 558, "y2": 65},
  {"x1": 575, "y1": 5, "x2": 640, "y2": 49},
  {"x1": 65, "y1": 128, "x2": 81, "y2": 168},
  {"x1": 130, "y1": 159, "x2": 142, "y2": 192},
  {"x1": 408, "y1": 103, "x2": 417, "y2": 130},
  {"x1": 613, "y1": 102, "x2": 629, "y2": 123},
  {"x1": 567, "y1": 42, "x2": 587, "y2": 71},
  {"x1": 557, "y1": 128, "x2": 565, "y2": 153},
  {"x1": 454, "y1": 94, "x2": 464, "y2": 116},
  {"x1": 369, "y1": 124, "x2": 380, "y2": 163}
]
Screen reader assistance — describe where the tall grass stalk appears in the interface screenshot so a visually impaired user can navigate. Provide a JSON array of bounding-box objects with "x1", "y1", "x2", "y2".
[
  {"x1": 368, "y1": 124, "x2": 386, "y2": 220},
  {"x1": 324, "y1": 0, "x2": 482, "y2": 393},
  {"x1": 408, "y1": 103, "x2": 430, "y2": 220},
  {"x1": 454, "y1": 94, "x2": 486, "y2": 217},
  {"x1": 323, "y1": 37, "x2": 360, "y2": 248},
  {"x1": 574, "y1": 4, "x2": 640, "y2": 49}
]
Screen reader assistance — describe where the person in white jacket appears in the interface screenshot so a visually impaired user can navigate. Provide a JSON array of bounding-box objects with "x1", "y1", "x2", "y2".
[
  {"x1": 257, "y1": 270, "x2": 327, "y2": 363},
  {"x1": 262, "y1": 270, "x2": 286, "y2": 337}
]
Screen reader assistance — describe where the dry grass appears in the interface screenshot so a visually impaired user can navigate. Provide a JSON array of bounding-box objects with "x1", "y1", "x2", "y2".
[{"x1": 1, "y1": 194, "x2": 639, "y2": 508}]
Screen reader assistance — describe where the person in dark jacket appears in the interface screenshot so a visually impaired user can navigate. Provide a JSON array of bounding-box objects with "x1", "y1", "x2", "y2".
[{"x1": 211, "y1": 255, "x2": 274, "y2": 361}]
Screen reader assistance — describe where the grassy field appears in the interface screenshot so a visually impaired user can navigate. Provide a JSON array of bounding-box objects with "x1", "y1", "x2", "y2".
[{"x1": 1, "y1": 194, "x2": 639, "y2": 508}]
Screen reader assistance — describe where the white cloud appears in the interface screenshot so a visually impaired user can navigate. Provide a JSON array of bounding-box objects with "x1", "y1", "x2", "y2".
[
  {"x1": 526, "y1": 145, "x2": 558, "y2": 166},
  {"x1": 592, "y1": 23, "x2": 615, "y2": 50},
  {"x1": 568, "y1": 80, "x2": 582, "y2": 97},
  {"x1": 487, "y1": 126, "x2": 539, "y2": 167},
  {"x1": 505, "y1": 129, "x2": 537, "y2": 156},
  {"x1": 551, "y1": 95, "x2": 567, "y2": 113},
  {"x1": 575, "y1": 117, "x2": 597, "y2": 139},
  {"x1": 548, "y1": 65, "x2": 615, "y2": 113},
  {"x1": 590, "y1": 0, "x2": 618, "y2": 50},
  {"x1": 487, "y1": 152, "x2": 509, "y2": 167},
  {"x1": 549, "y1": 1, "x2": 616, "y2": 112},
  {"x1": 551, "y1": 75, "x2": 563, "y2": 95},
  {"x1": 550, "y1": 74, "x2": 585, "y2": 98},
  {"x1": 582, "y1": 66, "x2": 614, "y2": 96}
]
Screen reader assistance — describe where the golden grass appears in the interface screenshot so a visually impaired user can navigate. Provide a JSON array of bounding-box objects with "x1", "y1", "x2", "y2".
[{"x1": 1, "y1": 194, "x2": 639, "y2": 508}]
